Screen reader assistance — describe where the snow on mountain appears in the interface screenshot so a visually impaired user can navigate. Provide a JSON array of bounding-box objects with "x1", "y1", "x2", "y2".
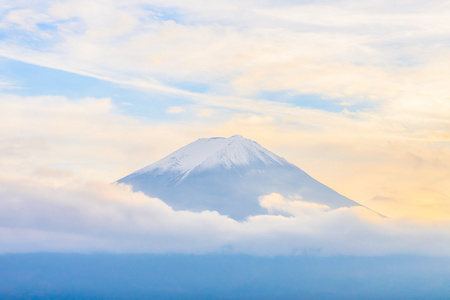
[
  {"x1": 118, "y1": 135, "x2": 361, "y2": 220},
  {"x1": 133, "y1": 135, "x2": 288, "y2": 182}
]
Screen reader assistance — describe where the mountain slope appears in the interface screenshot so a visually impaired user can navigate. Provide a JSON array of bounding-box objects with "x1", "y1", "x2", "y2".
[{"x1": 118, "y1": 135, "x2": 361, "y2": 220}]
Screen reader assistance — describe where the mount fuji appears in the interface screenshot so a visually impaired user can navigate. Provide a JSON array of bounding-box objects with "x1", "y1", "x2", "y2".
[{"x1": 118, "y1": 135, "x2": 361, "y2": 220}]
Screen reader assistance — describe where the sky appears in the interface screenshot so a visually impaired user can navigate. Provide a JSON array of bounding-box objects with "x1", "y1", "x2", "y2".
[{"x1": 0, "y1": 0, "x2": 450, "y2": 255}]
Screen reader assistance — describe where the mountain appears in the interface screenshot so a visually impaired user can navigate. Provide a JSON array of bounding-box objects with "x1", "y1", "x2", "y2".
[{"x1": 117, "y1": 135, "x2": 361, "y2": 220}]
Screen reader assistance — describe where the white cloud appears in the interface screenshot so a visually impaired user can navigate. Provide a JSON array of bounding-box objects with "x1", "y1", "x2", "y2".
[
  {"x1": 2, "y1": 0, "x2": 450, "y2": 103},
  {"x1": 0, "y1": 80, "x2": 21, "y2": 90},
  {"x1": 259, "y1": 193, "x2": 330, "y2": 216},
  {"x1": 196, "y1": 108, "x2": 214, "y2": 117},
  {"x1": 166, "y1": 106, "x2": 185, "y2": 114},
  {"x1": 0, "y1": 93, "x2": 214, "y2": 181},
  {"x1": 1, "y1": 177, "x2": 450, "y2": 256},
  {"x1": 2, "y1": 1, "x2": 450, "y2": 146}
]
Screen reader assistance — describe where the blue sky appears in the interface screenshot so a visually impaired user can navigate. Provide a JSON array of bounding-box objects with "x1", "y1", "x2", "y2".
[
  {"x1": 0, "y1": 56, "x2": 195, "y2": 120},
  {"x1": 0, "y1": 0, "x2": 450, "y2": 254}
]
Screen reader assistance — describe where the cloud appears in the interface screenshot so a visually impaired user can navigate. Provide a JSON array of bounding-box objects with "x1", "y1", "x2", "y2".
[
  {"x1": 2, "y1": 1, "x2": 449, "y2": 139},
  {"x1": 2, "y1": 1, "x2": 449, "y2": 148},
  {"x1": 166, "y1": 106, "x2": 185, "y2": 114},
  {"x1": 259, "y1": 193, "x2": 330, "y2": 216},
  {"x1": 2, "y1": 0, "x2": 450, "y2": 104},
  {"x1": 0, "y1": 78, "x2": 22, "y2": 91},
  {"x1": 1, "y1": 177, "x2": 450, "y2": 256},
  {"x1": 0, "y1": 93, "x2": 216, "y2": 181}
]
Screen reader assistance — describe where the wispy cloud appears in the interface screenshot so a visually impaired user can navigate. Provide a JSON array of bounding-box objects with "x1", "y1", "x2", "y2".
[
  {"x1": 2, "y1": 0, "x2": 450, "y2": 101},
  {"x1": 0, "y1": 80, "x2": 21, "y2": 90}
]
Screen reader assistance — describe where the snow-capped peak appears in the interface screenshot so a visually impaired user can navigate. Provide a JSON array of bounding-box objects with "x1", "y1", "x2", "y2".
[
  {"x1": 118, "y1": 135, "x2": 363, "y2": 219},
  {"x1": 134, "y1": 135, "x2": 288, "y2": 178}
]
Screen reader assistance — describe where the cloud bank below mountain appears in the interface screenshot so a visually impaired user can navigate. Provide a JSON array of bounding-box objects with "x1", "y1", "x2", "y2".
[{"x1": 1, "y1": 177, "x2": 449, "y2": 256}]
